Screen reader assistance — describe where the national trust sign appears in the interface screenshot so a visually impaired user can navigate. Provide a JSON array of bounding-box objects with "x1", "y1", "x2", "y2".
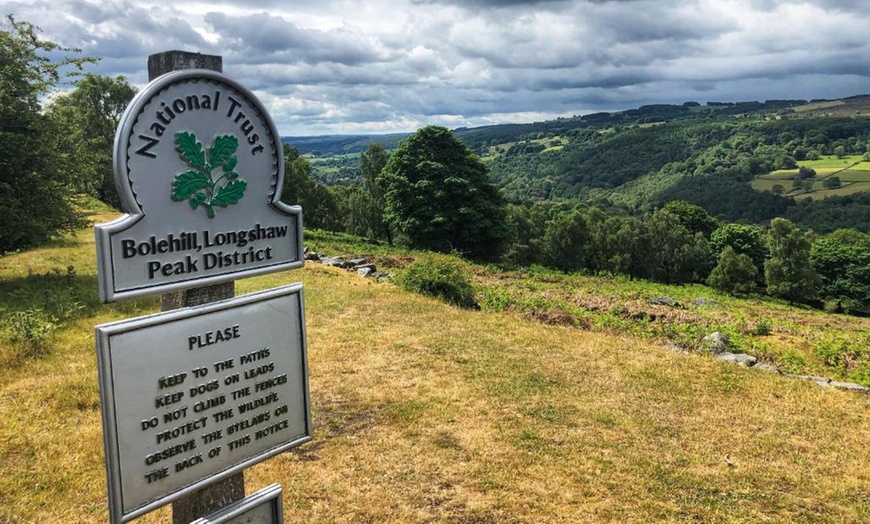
[{"x1": 96, "y1": 69, "x2": 303, "y2": 303}]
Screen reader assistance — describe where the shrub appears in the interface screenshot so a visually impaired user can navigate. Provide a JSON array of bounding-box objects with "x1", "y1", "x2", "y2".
[
  {"x1": 752, "y1": 320, "x2": 771, "y2": 336},
  {"x1": 4, "y1": 308, "x2": 56, "y2": 359},
  {"x1": 815, "y1": 337, "x2": 865, "y2": 373},
  {"x1": 707, "y1": 246, "x2": 758, "y2": 295},
  {"x1": 777, "y1": 348, "x2": 808, "y2": 374},
  {"x1": 398, "y1": 254, "x2": 477, "y2": 308}
]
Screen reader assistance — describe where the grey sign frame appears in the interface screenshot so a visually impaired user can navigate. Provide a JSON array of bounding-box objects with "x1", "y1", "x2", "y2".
[
  {"x1": 190, "y1": 483, "x2": 283, "y2": 524},
  {"x1": 96, "y1": 284, "x2": 311, "y2": 524},
  {"x1": 96, "y1": 69, "x2": 303, "y2": 303}
]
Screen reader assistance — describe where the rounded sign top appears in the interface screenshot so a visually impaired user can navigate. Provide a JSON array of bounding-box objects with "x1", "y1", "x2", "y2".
[
  {"x1": 115, "y1": 70, "x2": 284, "y2": 218},
  {"x1": 97, "y1": 70, "x2": 303, "y2": 302}
]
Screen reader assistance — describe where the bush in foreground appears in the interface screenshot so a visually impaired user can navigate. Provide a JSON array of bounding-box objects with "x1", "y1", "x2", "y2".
[{"x1": 398, "y1": 254, "x2": 477, "y2": 308}]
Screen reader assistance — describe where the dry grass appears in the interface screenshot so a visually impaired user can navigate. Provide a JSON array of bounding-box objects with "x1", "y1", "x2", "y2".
[{"x1": 1, "y1": 226, "x2": 870, "y2": 523}]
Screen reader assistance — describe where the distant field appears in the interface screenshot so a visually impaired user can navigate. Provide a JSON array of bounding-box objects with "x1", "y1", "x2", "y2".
[
  {"x1": 798, "y1": 155, "x2": 864, "y2": 169},
  {"x1": 793, "y1": 96, "x2": 870, "y2": 117},
  {"x1": 753, "y1": 155, "x2": 870, "y2": 200},
  {"x1": 837, "y1": 168, "x2": 870, "y2": 182},
  {"x1": 485, "y1": 136, "x2": 568, "y2": 157}
]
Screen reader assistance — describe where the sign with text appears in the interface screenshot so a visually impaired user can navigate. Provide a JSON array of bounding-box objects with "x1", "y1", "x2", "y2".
[
  {"x1": 96, "y1": 69, "x2": 302, "y2": 302},
  {"x1": 191, "y1": 483, "x2": 283, "y2": 524},
  {"x1": 96, "y1": 285, "x2": 311, "y2": 524}
]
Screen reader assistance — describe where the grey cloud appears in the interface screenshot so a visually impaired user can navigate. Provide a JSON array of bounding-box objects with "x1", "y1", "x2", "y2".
[
  {"x1": 7, "y1": 0, "x2": 870, "y2": 135},
  {"x1": 752, "y1": 0, "x2": 866, "y2": 13},
  {"x1": 205, "y1": 12, "x2": 384, "y2": 66},
  {"x1": 411, "y1": 0, "x2": 570, "y2": 6},
  {"x1": 7, "y1": 0, "x2": 209, "y2": 61},
  {"x1": 588, "y1": 4, "x2": 736, "y2": 44}
]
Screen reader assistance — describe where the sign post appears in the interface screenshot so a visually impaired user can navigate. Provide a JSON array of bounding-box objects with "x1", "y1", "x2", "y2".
[{"x1": 95, "y1": 51, "x2": 308, "y2": 524}]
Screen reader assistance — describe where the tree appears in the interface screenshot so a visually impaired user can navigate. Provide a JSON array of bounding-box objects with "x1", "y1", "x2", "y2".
[
  {"x1": 542, "y1": 207, "x2": 588, "y2": 273},
  {"x1": 710, "y1": 223, "x2": 767, "y2": 278},
  {"x1": 642, "y1": 209, "x2": 711, "y2": 284},
  {"x1": 381, "y1": 126, "x2": 508, "y2": 260},
  {"x1": 280, "y1": 144, "x2": 341, "y2": 230},
  {"x1": 822, "y1": 176, "x2": 841, "y2": 189},
  {"x1": 661, "y1": 200, "x2": 719, "y2": 237},
  {"x1": 47, "y1": 73, "x2": 136, "y2": 208},
  {"x1": 771, "y1": 184, "x2": 786, "y2": 195},
  {"x1": 0, "y1": 16, "x2": 93, "y2": 252},
  {"x1": 360, "y1": 143, "x2": 392, "y2": 243},
  {"x1": 810, "y1": 228, "x2": 870, "y2": 311},
  {"x1": 798, "y1": 166, "x2": 816, "y2": 179},
  {"x1": 707, "y1": 246, "x2": 758, "y2": 295},
  {"x1": 764, "y1": 218, "x2": 817, "y2": 304}
]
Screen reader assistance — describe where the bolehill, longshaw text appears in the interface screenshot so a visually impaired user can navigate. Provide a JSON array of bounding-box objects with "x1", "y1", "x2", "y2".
[{"x1": 119, "y1": 223, "x2": 289, "y2": 280}]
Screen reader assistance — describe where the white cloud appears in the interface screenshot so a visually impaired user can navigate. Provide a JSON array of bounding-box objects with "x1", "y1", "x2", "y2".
[{"x1": 5, "y1": 0, "x2": 870, "y2": 134}]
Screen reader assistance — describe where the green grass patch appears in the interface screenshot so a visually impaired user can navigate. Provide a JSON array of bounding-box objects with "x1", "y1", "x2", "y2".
[{"x1": 832, "y1": 169, "x2": 870, "y2": 182}]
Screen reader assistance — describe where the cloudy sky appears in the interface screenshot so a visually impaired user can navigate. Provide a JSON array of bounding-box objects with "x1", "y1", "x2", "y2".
[{"x1": 7, "y1": 0, "x2": 870, "y2": 135}]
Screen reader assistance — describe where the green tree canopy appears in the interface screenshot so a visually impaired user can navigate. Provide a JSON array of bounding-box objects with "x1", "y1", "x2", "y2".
[
  {"x1": 710, "y1": 223, "x2": 767, "y2": 275},
  {"x1": 822, "y1": 176, "x2": 841, "y2": 189},
  {"x1": 359, "y1": 143, "x2": 392, "y2": 243},
  {"x1": 810, "y1": 228, "x2": 870, "y2": 311},
  {"x1": 381, "y1": 126, "x2": 508, "y2": 260},
  {"x1": 707, "y1": 246, "x2": 758, "y2": 296},
  {"x1": 542, "y1": 207, "x2": 588, "y2": 273},
  {"x1": 764, "y1": 218, "x2": 818, "y2": 303},
  {"x1": 661, "y1": 200, "x2": 719, "y2": 237},
  {"x1": 280, "y1": 144, "x2": 341, "y2": 230},
  {"x1": 0, "y1": 16, "x2": 94, "y2": 252},
  {"x1": 642, "y1": 209, "x2": 711, "y2": 284},
  {"x1": 47, "y1": 73, "x2": 136, "y2": 208}
]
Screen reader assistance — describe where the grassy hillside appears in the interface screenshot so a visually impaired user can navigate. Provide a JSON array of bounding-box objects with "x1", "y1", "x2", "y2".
[
  {"x1": 792, "y1": 95, "x2": 870, "y2": 117},
  {"x1": 2, "y1": 215, "x2": 869, "y2": 523},
  {"x1": 281, "y1": 97, "x2": 870, "y2": 233}
]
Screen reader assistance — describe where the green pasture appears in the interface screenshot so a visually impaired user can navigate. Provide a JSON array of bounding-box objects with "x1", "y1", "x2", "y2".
[
  {"x1": 817, "y1": 182, "x2": 870, "y2": 197},
  {"x1": 750, "y1": 178, "x2": 789, "y2": 193},
  {"x1": 835, "y1": 168, "x2": 870, "y2": 182},
  {"x1": 485, "y1": 136, "x2": 568, "y2": 157},
  {"x1": 798, "y1": 155, "x2": 863, "y2": 169},
  {"x1": 753, "y1": 155, "x2": 870, "y2": 199}
]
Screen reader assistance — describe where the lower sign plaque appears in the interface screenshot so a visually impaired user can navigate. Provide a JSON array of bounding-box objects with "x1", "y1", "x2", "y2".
[
  {"x1": 96, "y1": 284, "x2": 311, "y2": 524},
  {"x1": 191, "y1": 483, "x2": 283, "y2": 524}
]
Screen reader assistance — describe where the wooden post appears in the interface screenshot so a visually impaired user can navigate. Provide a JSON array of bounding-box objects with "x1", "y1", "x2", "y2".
[{"x1": 148, "y1": 50, "x2": 245, "y2": 524}]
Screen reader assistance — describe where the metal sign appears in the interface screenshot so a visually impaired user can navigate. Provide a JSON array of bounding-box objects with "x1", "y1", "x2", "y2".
[
  {"x1": 191, "y1": 484, "x2": 283, "y2": 524},
  {"x1": 96, "y1": 69, "x2": 303, "y2": 302},
  {"x1": 96, "y1": 285, "x2": 311, "y2": 524}
]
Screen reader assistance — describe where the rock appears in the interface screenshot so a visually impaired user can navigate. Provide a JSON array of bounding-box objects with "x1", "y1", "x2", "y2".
[
  {"x1": 370, "y1": 271, "x2": 392, "y2": 282},
  {"x1": 304, "y1": 251, "x2": 320, "y2": 261},
  {"x1": 787, "y1": 374, "x2": 832, "y2": 386},
  {"x1": 323, "y1": 257, "x2": 347, "y2": 268},
  {"x1": 353, "y1": 263, "x2": 377, "y2": 272},
  {"x1": 357, "y1": 267, "x2": 375, "y2": 278},
  {"x1": 753, "y1": 363, "x2": 780, "y2": 373},
  {"x1": 650, "y1": 296, "x2": 681, "y2": 307},
  {"x1": 702, "y1": 332, "x2": 730, "y2": 354},
  {"x1": 692, "y1": 298, "x2": 722, "y2": 308},
  {"x1": 348, "y1": 258, "x2": 368, "y2": 267},
  {"x1": 830, "y1": 381, "x2": 869, "y2": 393},
  {"x1": 716, "y1": 352, "x2": 757, "y2": 366}
]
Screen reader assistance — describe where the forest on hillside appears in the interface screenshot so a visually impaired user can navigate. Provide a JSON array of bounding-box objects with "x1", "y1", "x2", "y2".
[{"x1": 297, "y1": 100, "x2": 870, "y2": 234}]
